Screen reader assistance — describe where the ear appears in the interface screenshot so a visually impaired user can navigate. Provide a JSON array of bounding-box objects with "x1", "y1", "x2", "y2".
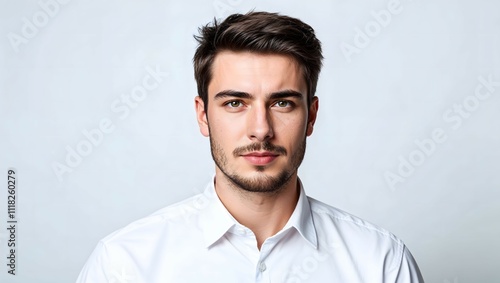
[
  {"x1": 306, "y1": 96, "x2": 319, "y2": 136},
  {"x1": 195, "y1": 96, "x2": 210, "y2": 137}
]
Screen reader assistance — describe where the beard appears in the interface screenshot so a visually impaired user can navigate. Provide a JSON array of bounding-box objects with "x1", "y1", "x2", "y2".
[{"x1": 209, "y1": 135, "x2": 307, "y2": 195}]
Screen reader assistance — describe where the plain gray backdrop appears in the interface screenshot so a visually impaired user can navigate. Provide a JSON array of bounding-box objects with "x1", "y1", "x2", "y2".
[{"x1": 1, "y1": 0, "x2": 499, "y2": 282}]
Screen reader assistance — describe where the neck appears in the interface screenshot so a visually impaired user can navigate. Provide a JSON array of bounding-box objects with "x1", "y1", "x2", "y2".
[{"x1": 214, "y1": 169, "x2": 300, "y2": 250}]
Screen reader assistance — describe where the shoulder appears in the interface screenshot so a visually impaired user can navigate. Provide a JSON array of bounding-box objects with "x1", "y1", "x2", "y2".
[
  {"x1": 77, "y1": 193, "x2": 210, "y2": 281},
  {"x1": 307, "y1": 196, "x2": 403, "y2": 249},
  {"x1": 306, "y1": 197, "x2": 424, "y2": 281},
  {"x1": 307, "y1": 197, "x2": 410, "y2": 272},
  {"x1": 101, "y1": 193, "x2": 206, "y2": 245}
]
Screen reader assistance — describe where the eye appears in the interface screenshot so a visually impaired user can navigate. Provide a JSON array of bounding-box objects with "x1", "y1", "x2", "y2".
[
  {"x1": 274, "y1": 100, "x2": 292, "y2": 108},
  {"x1": 225, "y1": 100, "x2": 243, "y2": 108}
]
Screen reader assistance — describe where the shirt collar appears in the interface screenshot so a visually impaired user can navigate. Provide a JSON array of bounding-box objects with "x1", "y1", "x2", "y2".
[
  {"x1": 282, "y1": 178, "x2": 318, "y2": 248},
  {"x1": 198, "y1": 179, "x2": 236, "y2": 248},
  {"x1": 199, "y1": 176, "x2": 318, "y2": 249}
]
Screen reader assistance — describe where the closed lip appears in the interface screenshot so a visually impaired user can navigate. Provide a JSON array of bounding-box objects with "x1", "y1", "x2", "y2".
[
  {"x1": 242, "y1": 151, "x2": 279, "y2": 157},
  {"x1": 241, "y1": 151, "x2": 279, "y2": 166}
]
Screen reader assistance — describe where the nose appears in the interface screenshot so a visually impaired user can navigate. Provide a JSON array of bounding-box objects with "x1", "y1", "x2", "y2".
[{"x1": 247, "y1": 103, "x2": 274, "y2": 142}]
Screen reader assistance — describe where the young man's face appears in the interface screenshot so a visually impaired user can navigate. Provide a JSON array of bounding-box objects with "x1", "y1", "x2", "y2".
[{"x1": 195, "y1": 51, "x2": 318, "y2": 193}]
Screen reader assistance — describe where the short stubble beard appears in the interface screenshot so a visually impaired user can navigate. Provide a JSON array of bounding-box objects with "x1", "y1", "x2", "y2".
[{"x1": 209, "y1": 133, "x2": 307, "y2": 195}]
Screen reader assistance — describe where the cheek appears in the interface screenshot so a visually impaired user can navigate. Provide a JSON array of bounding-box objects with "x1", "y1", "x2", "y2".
[
  {"x1": 274, "y1": 113, "x2": 308, "y2": 135},
  {"x1": 209, "y1": 116, "x2": 243, "y2": 142},
  {"x1": 276, "y1": 119, "x2": 307, "y2": 149}
]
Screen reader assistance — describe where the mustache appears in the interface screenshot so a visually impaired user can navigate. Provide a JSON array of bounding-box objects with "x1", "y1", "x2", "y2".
[{"x1": 233, "y1": 141, "x2": 287, "y2": 157}]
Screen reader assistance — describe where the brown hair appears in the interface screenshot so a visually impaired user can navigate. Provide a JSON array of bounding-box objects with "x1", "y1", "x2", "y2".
[{"x1": 193, "y1": 11, "x2": 323, "y2": 111}]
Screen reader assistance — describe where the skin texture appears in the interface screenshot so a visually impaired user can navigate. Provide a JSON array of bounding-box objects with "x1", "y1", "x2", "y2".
[{"x1": 195, "y1": 51, "x2": 319, "y2": 249}]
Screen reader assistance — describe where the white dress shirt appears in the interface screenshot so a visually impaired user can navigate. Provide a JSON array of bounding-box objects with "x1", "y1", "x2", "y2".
[{"x1": 77, "y1": 178, "x2": 424, "y2": 283}]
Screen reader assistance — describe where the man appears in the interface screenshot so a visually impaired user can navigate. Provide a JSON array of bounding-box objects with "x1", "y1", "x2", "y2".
[{"x1": 77, "y1": 11, "x2": 424, "y2": 282}]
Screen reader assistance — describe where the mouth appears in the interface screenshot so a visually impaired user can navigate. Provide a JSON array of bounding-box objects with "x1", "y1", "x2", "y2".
[{"x1": 242, "y1": 151, "x2": 279, "y2": 166}]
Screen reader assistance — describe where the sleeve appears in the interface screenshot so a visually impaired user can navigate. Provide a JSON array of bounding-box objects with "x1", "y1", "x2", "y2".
[
  {"x1": 75, "y1": 241, "x2": 110, "y2": 283},
  {"x1": 393, "y1": 245, "x2": 425, "y2": 283}
]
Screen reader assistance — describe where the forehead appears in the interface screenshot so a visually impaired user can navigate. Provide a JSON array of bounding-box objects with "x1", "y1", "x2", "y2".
[{"x1": 208, "y1": 51, "x2": 307, "y2": 98}]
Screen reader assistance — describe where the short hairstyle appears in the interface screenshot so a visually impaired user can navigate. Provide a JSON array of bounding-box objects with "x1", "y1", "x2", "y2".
[{"x1": 193, "y1": 11, "x2": 323, "y2": 111}]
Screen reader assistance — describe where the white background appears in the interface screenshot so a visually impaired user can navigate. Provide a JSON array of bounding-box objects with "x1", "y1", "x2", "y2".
[{"x1": 1, "y1": 0, "x2": 499, "y2": 282}]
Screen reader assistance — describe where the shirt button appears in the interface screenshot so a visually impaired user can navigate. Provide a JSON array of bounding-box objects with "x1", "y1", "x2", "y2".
[{"x1": 259, "y1": 261, "x2": 266, "y2": 272}]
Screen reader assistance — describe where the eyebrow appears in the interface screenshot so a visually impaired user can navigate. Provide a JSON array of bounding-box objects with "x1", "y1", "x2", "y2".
[
  {"x1": 214, "y1": 90, "x2": 252, "y2": 100},
  {"x1": 213, "y1": 89, "x2": 304, "y2": 101},
  {"x1": 269, "y1": 90, "x2": 304, "y2": 100}
]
